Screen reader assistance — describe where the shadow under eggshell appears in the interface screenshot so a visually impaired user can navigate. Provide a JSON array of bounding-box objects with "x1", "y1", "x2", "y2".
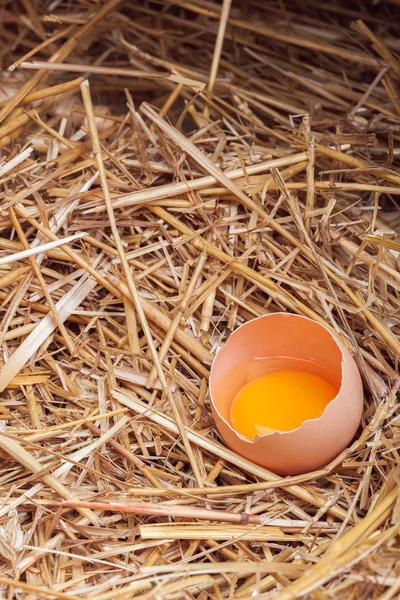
[{"x1": 210, "y1": 313, "x2": 364, "y2": 476}]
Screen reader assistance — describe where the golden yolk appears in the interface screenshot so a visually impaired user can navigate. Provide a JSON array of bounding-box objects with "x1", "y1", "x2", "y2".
[{"x1": 230, "y1": 370, "x2": 337, "y2": 439}]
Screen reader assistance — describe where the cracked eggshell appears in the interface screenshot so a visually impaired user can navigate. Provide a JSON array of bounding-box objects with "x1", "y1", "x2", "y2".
[{"x1": 210, "y1": 313, "x2": 364, "y2": 476}]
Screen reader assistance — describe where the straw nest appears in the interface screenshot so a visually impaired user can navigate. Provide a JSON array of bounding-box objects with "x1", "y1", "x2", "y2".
[{"x1": 0, "y1": 0, "x2": 399, "y2": 598}]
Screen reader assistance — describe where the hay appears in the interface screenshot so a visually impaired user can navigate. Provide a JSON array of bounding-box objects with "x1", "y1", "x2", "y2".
[{"x1": 0, "y1": 0, "x2": 399, "y2": 598}]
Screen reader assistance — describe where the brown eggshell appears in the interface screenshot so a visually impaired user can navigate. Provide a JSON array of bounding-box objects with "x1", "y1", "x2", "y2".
[{"x1": 209, "y1": 313, "x2": 363, "y2": 476}]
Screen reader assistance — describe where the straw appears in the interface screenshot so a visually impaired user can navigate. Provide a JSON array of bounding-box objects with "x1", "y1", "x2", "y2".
[{"x1": 0, "y1": 1, "x2": 399, "y2": 598}]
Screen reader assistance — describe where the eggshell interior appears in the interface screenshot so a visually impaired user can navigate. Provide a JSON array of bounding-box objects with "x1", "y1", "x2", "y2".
[{"x1": 210, "y1": 313, "x2": 364, "y2": 475}]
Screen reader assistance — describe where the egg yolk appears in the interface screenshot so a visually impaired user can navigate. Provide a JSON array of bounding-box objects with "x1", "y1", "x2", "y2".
[{"x1": 230, "y1": 370, "x2": 337, "y2": 439}]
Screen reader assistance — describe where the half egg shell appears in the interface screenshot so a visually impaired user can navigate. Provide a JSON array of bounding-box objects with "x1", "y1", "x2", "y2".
[{"x1": 209, "y1": 313, "x2": 364, "y2": 476}]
